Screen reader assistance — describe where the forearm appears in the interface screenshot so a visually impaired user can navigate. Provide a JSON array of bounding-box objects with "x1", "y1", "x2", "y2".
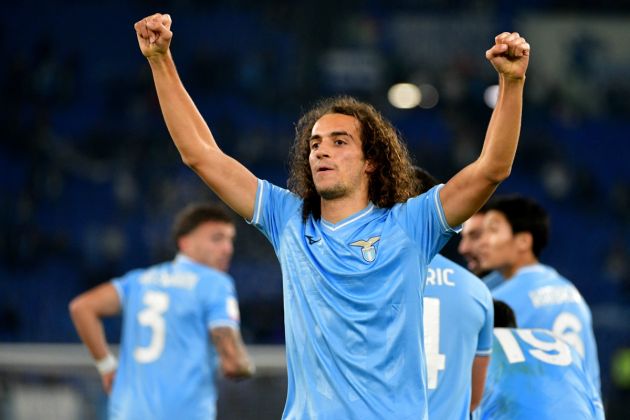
[
  {"x1": 212, "y1": 327, "x2": 255, "y2": 379},
  {"x1": 148, "y1": 52, "x2": 220, "y2": 167},
  {"x1": 477, "y1": 75, "x2": 525, "y2": 183},
  {"x1": 470, "y1": 355, "x2": 490, "y2": 411},
  {"x1": 223, "y1": 338, "x2": 255, "y2": 379},
  {"x1": 69, "y1": 306, "x2": 112, "y2": 360}
]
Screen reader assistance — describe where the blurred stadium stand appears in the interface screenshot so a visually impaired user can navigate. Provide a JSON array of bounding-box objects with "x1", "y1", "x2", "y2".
[{"x1": 1, "y1": 0, "x2": 630, "y2": 418}]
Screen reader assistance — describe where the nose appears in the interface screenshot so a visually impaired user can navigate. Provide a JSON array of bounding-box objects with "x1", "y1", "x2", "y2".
[
  {"x1": 458, "y1": 238, "x2": 469, "y2": 255},
  {"x1": 314, "y1": 141, "x2": 331, "y2": 159}
]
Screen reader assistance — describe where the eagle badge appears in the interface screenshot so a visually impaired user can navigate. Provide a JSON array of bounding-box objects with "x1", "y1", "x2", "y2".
[{"x1": 350, "y1": 236, "x2": 381, "y2": 262}]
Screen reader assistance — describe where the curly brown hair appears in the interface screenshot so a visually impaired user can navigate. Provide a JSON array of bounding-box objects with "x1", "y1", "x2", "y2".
[{"x1": 287, "y1": 96, "x2": 418, "y2": 221}]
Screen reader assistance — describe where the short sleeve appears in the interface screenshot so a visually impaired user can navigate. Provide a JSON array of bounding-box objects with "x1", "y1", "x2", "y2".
[
  {"x1": 247, "y1": 179, "x2": 302, "y2": 251},
  {"x1": 111, "y1": 269, "x2": 142, "y2": 309},
  {"x1": 393, "y1": 184, "x2": 462, "y2": 263},
  {"x1": 201, "y1": 274, "x2": 241, "y2": 330},
  {"x1": 477, "y1": 285, "x2": 494, "y2": 356}
]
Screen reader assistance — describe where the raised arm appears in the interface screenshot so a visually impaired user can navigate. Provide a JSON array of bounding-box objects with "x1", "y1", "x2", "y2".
[
  {"x1": 134, "y1": 13, "x2": 258, "y2": 220},
  {"x1": 440, "y1": 32, "x2": 530, "y2": 227},
  {"x1": 210, "y1": 326, "x2": 256, "y2": 380},
  {"x1": 69, "y1": 283, "x2": 122, "y2": 394}
]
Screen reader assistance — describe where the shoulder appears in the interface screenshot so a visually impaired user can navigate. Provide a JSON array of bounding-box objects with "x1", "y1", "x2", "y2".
[
  {"x1": 491, "y1": 278, "x2": 518, "y2": 298},
  {"x1": 429, "y1": 254, "x2": 482, "y2": 284},
  {"x1": 258, "y1": 179, "x2": 302, "y2": 206},
  {"x1": 113, "y1": 265, "x2": 154, "y2": 284},
  {"x1": 194, "y1": 265, "x2": 234, "y2": 284}
]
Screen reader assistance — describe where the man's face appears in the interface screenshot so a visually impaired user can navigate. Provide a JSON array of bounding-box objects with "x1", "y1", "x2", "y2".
[
  {"x1": 180, "y1": 221, "x2": 236, "y2": 272},
  {"x1": 308, "y1": 113, "x2": 372, "y2": 201},
  {"x1": 458, "y1": 213, "x2": 486, "y2": 275},
  {"x1": 477, "y1": 210, "x2": 518, "y2": 272}
]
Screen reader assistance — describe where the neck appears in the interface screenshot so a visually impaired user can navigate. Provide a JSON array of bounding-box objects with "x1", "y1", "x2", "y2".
[
  {"x1": 320, "y1": 194, "x2": 370, "y2": 224},
  {"x1": 500, "y1": 254, "x2": 539, "y2": 280}
]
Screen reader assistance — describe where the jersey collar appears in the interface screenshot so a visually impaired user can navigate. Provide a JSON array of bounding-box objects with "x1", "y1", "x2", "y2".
[
  {"x1": 321, "y1": 202, "x2": 376, "y2": 232},
  {"x1": 174, "y1": 253, "x2": 196, "y2": 265},
  {"x1": 514, "y1": 263, "x2": 556, "y2": 277}
]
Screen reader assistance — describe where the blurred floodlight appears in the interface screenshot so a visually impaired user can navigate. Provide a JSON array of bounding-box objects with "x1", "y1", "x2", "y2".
[
  {"x1": 388, "y1": 83, "x2": 421, "y2": 109},
  {"x1": 418, "y1": 84, "x2": 439, "y2": 109},
  {"x1": 484, "y1": 84, "x2": 499, "y2": 109}
]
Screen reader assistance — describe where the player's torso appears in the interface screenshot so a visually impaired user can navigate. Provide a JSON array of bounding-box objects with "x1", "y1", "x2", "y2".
[
  {"x1": 278, "y1": 207, "x2": 429, "y2": 419},
  {"x1": 424, "y1": 255, "x2": 489, "y2": 420},
  {"x1": 493, "y1": 266, "x2": 593, "y2": 359},
  {"x1": 112, "y1": 263, "x2": 216, "y2": 419},
  {"x1": 482, "y1": 328, "x2": 602, "y2": 420}
]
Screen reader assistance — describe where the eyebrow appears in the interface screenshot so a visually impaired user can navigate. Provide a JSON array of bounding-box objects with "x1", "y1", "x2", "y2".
[{"x1": 310, "y1": 131, "x2": 354, "y2": 141}]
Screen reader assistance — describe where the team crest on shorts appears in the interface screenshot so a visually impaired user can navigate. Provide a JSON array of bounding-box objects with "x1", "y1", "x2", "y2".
[{"x1": 350, "y1": 236, "x2": 381, "y2": 262}]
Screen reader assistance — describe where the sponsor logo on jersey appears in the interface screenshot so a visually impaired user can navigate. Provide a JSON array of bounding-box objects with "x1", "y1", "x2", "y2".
[{"x1": 305, "y1": 235, "x2": 321, "y2": 245}]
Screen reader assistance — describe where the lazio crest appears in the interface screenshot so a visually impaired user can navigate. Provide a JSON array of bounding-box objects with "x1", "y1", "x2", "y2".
[{"x1": 350, "y1": 236, "x2": 381, "y2": 262}]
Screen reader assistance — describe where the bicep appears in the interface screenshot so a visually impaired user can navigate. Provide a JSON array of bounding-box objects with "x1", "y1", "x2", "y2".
[
  {"x1": 440, "y1": 162, "x2": 500, "y2": 227},
  {"x1": 71, "y1": 283, "x2": 122, "y2": 317},
  {"x1": 190, "y1": 150, "x2": 259, "y2": 220}
]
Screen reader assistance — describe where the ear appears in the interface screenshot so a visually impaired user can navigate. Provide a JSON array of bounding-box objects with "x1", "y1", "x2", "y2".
[
  {"x1": 514, "y1": 232, "x2": 533, "y2": 254},
  {"x1": 365, "y1": 159, "x2": 376, "y2": 174},
  {"x1": 177, "y1": 236, "x2": 189, "y2": 253}
]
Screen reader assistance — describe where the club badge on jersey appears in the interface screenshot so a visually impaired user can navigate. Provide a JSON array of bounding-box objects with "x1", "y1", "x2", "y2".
[{"x1": 350, "y1": 236, "x2": 381, "y2": 262}]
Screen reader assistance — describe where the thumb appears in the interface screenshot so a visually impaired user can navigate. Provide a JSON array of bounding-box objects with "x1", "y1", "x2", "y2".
[{"x1": 486, "y1": 43, "x2": 508, "y2": 60}]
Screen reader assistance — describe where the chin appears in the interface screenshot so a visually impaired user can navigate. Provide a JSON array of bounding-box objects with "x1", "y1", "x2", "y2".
[{"x1": 318, "y1": 186, "x2": 347, "y2": 200}]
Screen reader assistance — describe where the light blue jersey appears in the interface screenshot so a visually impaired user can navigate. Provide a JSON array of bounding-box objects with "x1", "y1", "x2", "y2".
[
  {"x1": 481, "y1": 328, "x2": 605, "y2": 420},
  {"x1": 250, "y1": 179, "x2": 459, "y2": 420},
  {"x1": 482, "y1": 270, "x2": 504, "y2": 291},
  {"x1": 424, "y1": 254, "x2": 493, "y2": 420},
  {"x1": 492, "y1": 264, "x2": 600, "y2": 393},
  {"x1": 110, "y1": 254, "x2": 240, "y2": 420}
]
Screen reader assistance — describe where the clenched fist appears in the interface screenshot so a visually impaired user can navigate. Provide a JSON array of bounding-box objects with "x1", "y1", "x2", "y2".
[
  {"x1": 486, "y1": 32, "x2": 530, "y2": 80},
  {"x1": 134, "y1": 13, "x2": 173, "y2": 59}
]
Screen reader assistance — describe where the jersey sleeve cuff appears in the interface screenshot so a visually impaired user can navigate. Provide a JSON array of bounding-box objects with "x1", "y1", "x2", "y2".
[
  {"x1": 209, "y1": 320, "x2": 240, "y2": 330},
  {"x1": 475, "y1": 348, "x2": 492, "y2": 356},
  {"x1": 246, "y1": 178, "x2": 265, "y2": 226},
  {"x1": 111, "y1": 280, "x2": 125, "y2": 303},
  {"x1": 433, "y1": 184, "x2": 463, "y2": 234}
]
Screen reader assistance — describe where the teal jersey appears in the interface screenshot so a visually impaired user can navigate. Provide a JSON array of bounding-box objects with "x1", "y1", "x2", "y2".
[
  {"x1": 492, "y1": 264, "x2": 600, "y2": 393},
  {"x1": 424, "y1": 255, "x2": 493, "y2": 420},
  {"x1": 481, "y1": 328, "x2": 605, "y2": 420},
  {"x1": 250, "y1": 179, "x2": 459, "y2": 420},
  {"x1": 110, "y1": 254, "x2": 240, "y2": 420}
]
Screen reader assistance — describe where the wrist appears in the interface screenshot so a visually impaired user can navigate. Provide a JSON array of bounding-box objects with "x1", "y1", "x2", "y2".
[
  {"x1": 147, "y1": 50, "x2": 173, "y2": 67},
  {"x1": 499, "y1": 73, "x2": 526, "y2": 84},
  {"x1": 95, "y1": 353, "x2": 118, "y2": 375}
]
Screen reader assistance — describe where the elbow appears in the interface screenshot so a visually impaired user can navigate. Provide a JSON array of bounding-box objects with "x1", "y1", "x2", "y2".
[
  {"x1": 180, "y1": 145, "x2": 221, "y2": 170},
  {"x1": 485, "y1": 165, "x2": 512, "y2": 185},
  {"x1": 180, "y1": 154, "x2": 200, "y2": 169},
  {"x1": 68, "y1": 296, "x2": 86, "y2": 320}
]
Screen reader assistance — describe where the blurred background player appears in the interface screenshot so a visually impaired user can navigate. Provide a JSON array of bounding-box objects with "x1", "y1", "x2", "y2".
[
  {"x1": 477, "y1": 195, "x2": 601, "y2": 393},
  {"x1": 458, "y1": 211, "x2": 488, "y2": 276},
  {"x1": 479, "y1": 300, "x2": 604, "y2": 420},
  {"x1": 459, "y1": 210, "x2": 505, "y2": 291},
  {"x1": 69, "y1": 203, "x2": 254, "y2": 420},
  {"x1": 415, "y1": 167, "x2": 494, "y2": 419}
]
